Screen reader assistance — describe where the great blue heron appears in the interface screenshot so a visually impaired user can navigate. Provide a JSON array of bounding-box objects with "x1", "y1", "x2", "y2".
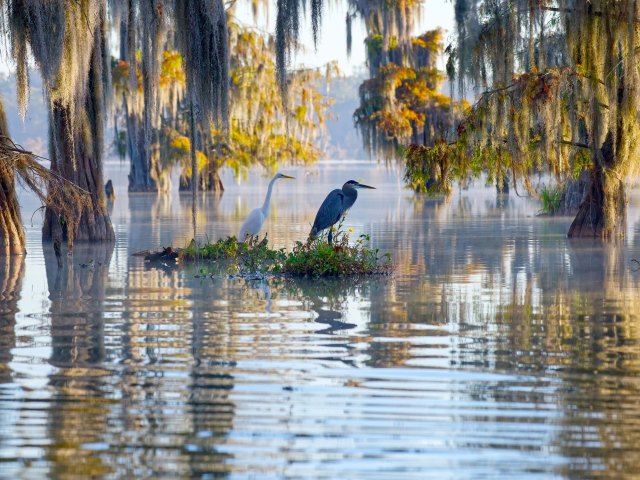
[
  {"x1": 238, "y1": 172, "x2": 295, "y2": 242},
  {"x1": 309, "y1": 180, "x2": 376, "y2": 244}
]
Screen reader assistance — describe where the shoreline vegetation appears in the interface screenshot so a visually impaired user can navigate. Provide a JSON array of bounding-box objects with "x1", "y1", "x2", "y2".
[{"x1": 134, "y1": 229, "x2": 393, "y2": 278}]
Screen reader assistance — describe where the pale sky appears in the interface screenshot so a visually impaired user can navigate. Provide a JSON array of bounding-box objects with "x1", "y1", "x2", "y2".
[{"x1": 235, "y1": 0, "x2": 455, "y2": 74}]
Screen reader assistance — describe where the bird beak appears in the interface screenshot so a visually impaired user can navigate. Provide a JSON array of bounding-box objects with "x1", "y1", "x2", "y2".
[
  {"x1": 281, "y1": 174, "x2": 295, "y2": 179},
  {"x1": 356, "y1": 182, "x2": 376, "y2": 189}
]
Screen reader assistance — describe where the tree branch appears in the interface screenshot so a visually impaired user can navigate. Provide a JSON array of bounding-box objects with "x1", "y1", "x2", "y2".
[
  {"x1": 560, "y1": 140, "x2": 589, "y2": 149},
  {"x1": 540, "y1": 6, "x2": 602, "y2": 17}
]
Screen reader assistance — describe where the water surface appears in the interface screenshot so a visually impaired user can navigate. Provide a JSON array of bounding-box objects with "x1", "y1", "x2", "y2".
[{"x1": 2, "y1": 161, "x2": 640, "y2": 479}]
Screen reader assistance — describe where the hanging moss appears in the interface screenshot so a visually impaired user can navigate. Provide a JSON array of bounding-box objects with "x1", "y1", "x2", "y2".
[
  {"x1": 275, "y1": 0, "x2": 300, "y2": 96},
  {"x1": 174, "y1": 0, "x2": 229, "y2": 130},
  {"x1": 346, "y1": 12, "x2": 353, "y2": 57},
  {"x1": 444, "y1": 1, "x2": 640, "y2": 237},
  {"x1": 5, "y1": 0, "x2": 66, "y2": 118},
  {"x1": 110, "y1": 1, "x2": 173, "y2": 192}
]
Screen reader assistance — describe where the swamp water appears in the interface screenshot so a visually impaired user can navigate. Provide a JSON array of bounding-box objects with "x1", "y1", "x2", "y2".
[{"x1": 2, "y1": 161, "x2": 640, "y2": 479}]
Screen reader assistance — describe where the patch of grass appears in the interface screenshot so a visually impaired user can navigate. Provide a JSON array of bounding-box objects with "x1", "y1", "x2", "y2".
[
  {"x1": 181, "y1": 235, "x2": 286, "y2": 275},
  {"x1": 539, "y1": 185, "x2": 564, "y2": 215},
  {"x1": 283, "y1": 230, "x2": 392, "y2": 277},
  {"x1": 154, "y1": 228, "x2": 393, "y2": 277}
]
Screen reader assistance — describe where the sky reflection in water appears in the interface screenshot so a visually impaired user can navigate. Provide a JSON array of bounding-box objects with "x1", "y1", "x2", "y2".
[{"x1": 1, "y1": 161, "x2": 640, "y2": 478}]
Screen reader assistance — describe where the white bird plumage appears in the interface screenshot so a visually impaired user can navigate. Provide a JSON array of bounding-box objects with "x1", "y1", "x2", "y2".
[{"x1": 238, "y1": 172, "x2": 295, "y2": 242}]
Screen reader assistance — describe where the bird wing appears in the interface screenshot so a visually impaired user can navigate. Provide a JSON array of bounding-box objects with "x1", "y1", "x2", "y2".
[
  {"x1": 311, "y1": 189, "x2": 344, "y2": 234},
  {"x1": 239, "y1": 208, "x2": 266, "y2": 241}
]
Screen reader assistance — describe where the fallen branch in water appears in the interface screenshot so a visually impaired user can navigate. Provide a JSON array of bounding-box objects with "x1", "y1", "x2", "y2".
[{"x1": 132, "y1": 246, "x2": 181, "y2": 262}]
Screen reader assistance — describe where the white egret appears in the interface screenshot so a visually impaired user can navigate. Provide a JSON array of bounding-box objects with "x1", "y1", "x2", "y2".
[{"x1": 238, "y1": 172, "x2": 295, "y2": 242}]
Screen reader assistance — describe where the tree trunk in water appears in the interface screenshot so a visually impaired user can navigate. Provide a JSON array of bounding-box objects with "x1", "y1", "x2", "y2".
[
  {"x1": 567, "y1": 133, "x2": 626, "y2": 238},
  {"x1": 179, "y1": 167, "x2": 224, "y2": 192},
  {"x1": 496, "y1": 178, "x2": 509, "y2": 194},
  {"x1": 0, "y1": 98, "x2": 26, "y2": 256},
  {"x1": 201, "y1": 167, "x2": 225, "y2": 192},
  {"x1": 0, "y1": 162, "x2": 24, "y2": 256},
  {"x1": 189, "y1": 96, "x2": 198, "y2": 239},
  {"x1": 561, "y1": 171, "x2": 589, "y2": 213},
  {"x1": 42, "y1": 29, "x2": 114, "y2": 245},
  {"x1": 126, "y1": 107, "x2": 159, "y2": 193}
]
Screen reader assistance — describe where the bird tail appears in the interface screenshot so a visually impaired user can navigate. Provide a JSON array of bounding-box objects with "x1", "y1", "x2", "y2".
[{"x1": 309, "y1": 226, "x2": 318, "y2": 240}]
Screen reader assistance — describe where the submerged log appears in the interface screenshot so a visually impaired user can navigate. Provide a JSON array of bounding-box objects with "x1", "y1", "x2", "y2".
[{"x1": 133, "y1": 247, "x2": 181, "y2": 262}]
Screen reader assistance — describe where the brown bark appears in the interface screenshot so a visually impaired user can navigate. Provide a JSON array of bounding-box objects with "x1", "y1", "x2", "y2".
[
  {"x1": 0, "y1": 161, "x2": 23, "y2": 255},
  {"x1": 125, "y1": 98, "x2": 163, "y2": 193},
  {"x1": 42, "y1": 24, "x2": 114, "y2": 245},
  {"x1": 0, "y1": 98, "x2": 25, "y2": 256},
  {"x1": 201, "y1": 164, "x2": 225, "y2": 192},
  {"x1": 179, "y1": 167, "x2": 225, "y2": 192},
  {"x1": 567, "y1": 133, "x2": 626, "y2": 238}
]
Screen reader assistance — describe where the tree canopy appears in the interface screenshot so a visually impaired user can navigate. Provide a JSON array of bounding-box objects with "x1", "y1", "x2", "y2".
[{"x1": 407, "y1": 0, "x2": 640, "y2": 238}]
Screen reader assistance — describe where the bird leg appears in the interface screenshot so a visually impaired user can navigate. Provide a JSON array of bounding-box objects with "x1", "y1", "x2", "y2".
[{"x1": 328, "y1": 229, "x2": 333, "y2": 245}]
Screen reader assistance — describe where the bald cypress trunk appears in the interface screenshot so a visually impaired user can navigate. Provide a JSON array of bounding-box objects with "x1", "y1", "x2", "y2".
[
  {"x1": 0, "y1": 98, "x2": 26, "y2": 256},
  {"x1": 125, "y1": 99, "x2": 159, "y2": 192},
  {"x1": 201, "y1": 166, "x2": 225, "y2": 192},
  {"x1": 179, "y1": 165, "x2": 224, "y2": 192},
  {"x1": 42, "y1": 22, "x2": 114, "y2": 244},
  {"x1": 567, "y1": 167, "x2": 626, "y2": 238},
  {"x1": 567, "y1": 132, "x2": 626, "y2": 238},
  {"x1": 0, "y1": 161, "x2": 24, "y2": 256}
]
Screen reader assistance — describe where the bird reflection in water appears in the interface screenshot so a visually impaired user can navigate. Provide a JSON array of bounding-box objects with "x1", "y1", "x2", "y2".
[{"x1": 274, "y1": 277, "x2": 362, "y2": 334}]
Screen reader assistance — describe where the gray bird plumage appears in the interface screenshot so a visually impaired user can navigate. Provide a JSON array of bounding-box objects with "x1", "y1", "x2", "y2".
[{"x1": 309, "y1": 180, "x2": 375, "y2": 244}]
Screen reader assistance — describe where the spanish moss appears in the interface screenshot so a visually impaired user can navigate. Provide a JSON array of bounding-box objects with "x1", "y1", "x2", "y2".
[
  {"x1": 174, "y1": 0, "x2": 230, "y2": 131},
  {"x1": 436, "y1": 0, "x2": 640, "y2": 238}
]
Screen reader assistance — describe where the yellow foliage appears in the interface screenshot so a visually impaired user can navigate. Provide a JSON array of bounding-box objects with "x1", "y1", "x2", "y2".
[{"x1": 170, "y1": 135, "x2": 191, "y2": 152}]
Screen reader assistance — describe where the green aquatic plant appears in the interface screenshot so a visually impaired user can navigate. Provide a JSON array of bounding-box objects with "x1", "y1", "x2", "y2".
[
  {"x1": 147, "y1": 229, "x2": 392, "y2": 278},
  {"x1": 181, "y1": 235, "x2": 285, "y2": 275},
  {"x1": 538, "y1": 185, "x2": 564, "y2": 216},
  {"x1": 283, "y1": 229, "x2": 391, "y2": 277}
]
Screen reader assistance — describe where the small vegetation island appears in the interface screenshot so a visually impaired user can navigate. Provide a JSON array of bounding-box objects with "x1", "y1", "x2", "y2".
[{"x1": 139, "y1": 230, "x2": 392, "y2": 278}]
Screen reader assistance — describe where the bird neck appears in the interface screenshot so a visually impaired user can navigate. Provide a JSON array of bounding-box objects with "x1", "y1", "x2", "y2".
[
  {"x1": 261, "y1": 176, "x2": 278, "y2": 214},
  {"x1": 342, "y1": 184, "x2": 358, "y2": 210},
  {"x1": 343, "y1": 183, "x2": 357, "y2": 195}
]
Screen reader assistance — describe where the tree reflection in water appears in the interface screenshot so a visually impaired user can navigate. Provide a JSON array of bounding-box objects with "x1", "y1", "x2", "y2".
[
  {"x1": 0, "y1": 255, "x2": 24, "y2": 385},
  {"x1": 44, "y1": 243, "x2": 113, "y2": 477}
]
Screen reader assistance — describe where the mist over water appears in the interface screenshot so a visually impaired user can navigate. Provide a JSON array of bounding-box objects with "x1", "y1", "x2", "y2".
[{"x1": 2, "y1": 160, "x2": 640, "y2": 478}]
